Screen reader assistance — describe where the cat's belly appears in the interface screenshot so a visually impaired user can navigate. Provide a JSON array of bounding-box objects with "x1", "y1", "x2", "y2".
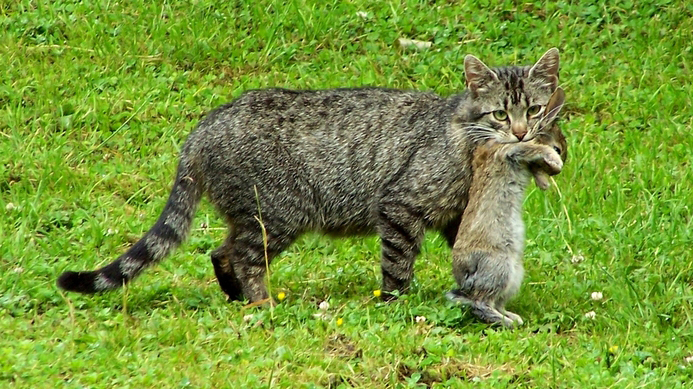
[{"x1": 322, "y1": 223, "x2": 376, "y2": 237}]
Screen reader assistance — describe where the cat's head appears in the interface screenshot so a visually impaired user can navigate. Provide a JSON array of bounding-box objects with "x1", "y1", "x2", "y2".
[
  {"x1": 458, "y1": 48, "x2": 561, "y2": 143},
  {"x1": 471, "y1": 87, "x2": 568, "y2": 190}
]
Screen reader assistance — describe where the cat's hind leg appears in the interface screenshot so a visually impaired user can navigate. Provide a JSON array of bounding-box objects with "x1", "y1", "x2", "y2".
[
  {"x1": 377, "y1": 203, "x2": 425, "y2": 301},
  {"x1": 230, "y1": 221, "x2": 297, "y2": 304},
  {"x1": 210, "y1": 229, "x2": 244, "y2": 301}
]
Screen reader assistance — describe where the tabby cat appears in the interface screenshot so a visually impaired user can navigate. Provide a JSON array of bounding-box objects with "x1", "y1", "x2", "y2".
[
  {"x1": 58, "y1": 49, "x2": 563, "y2": 304},
  {"x1": 446, "y1": 88, "x2": 567, "y2": 327}
]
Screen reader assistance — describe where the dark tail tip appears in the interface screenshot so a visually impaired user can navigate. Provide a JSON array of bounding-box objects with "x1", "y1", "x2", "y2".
[{"x1": 57, "y1": 271, "x2": 100, "y2": 294}]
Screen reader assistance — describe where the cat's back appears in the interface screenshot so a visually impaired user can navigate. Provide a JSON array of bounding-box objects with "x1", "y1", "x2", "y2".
[
  {"x1": 190, "y1": 86, "x2": 457, "y2": 189},
  {"x1": 200, "y1": 87, "x2": 446, "y2": 133}
]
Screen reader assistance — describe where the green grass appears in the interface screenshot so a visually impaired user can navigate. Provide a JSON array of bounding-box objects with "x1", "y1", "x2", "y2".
[{"x1": 2, "y1": 0, "x2": 693, "y2": 387}]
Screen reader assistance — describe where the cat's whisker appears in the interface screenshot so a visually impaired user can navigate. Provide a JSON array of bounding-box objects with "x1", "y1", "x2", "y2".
[
  {"x1": 462, "y1": 124, "x2": 496, "y2": 134},
  {"x1": 463, "y1": 128, "x2": 496, "y2": 143},
  {"x1": 531, "y1": 104, "x2": 564, "y2": 135},
  {"x1": 545, "y1": 104, "x2": 562, "y2": 118}
]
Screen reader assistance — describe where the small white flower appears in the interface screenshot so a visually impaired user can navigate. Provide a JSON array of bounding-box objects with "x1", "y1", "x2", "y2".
[
  {"x1": 242, "y1": 314, "x2": 254, "y2": 322},
  {"x1": 106, "y1": 228, "x2": 115, "y2": 236},
  {"x1": 415, "y1": 316, "x2": 426, "y2": 323},
  {"x1": 5, "y1": 202, "x2": 16, "y2": 211},
  {"x1": 584, "y1": 311, "x2": 596, "y2": 319},
  {"x1": 13, "y1": 267, "x2": 23, "y2": 274},
  {"x1": 591, "y1": 292, "x2": 603, "y2": 301},
  {"x1": 571, "y1": 255, "x2": 584, "y2": 264},
  {"x1": 356, "y1": 11, "x2": 368, "y2": 19},
  {"x1": 319, "y1": 301, "x2": 330, "y2": 311},
  {"x1": 313, "y1": 312, "x2": 331, "y2": 321},
  {"x1": 685, "y1": 356, "x2": 693, "y2": 364},
  {"x1": 397, "y1": 38, "x2": 432, "y2": 50}
]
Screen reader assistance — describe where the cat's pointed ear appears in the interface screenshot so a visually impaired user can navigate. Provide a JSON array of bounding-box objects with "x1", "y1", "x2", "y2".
[
  {"x1": 528, "y1": 48, "x2": 560, "y2": 90},
  {"x1": 464, "y1": 54, "x2": 499, "y2": 97},
  {"x1": 543, "y1": 87, "x2": 565, "y2": 124}
]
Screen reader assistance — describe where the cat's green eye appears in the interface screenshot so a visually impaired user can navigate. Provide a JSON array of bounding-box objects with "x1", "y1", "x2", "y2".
[
  {"x1": 527, "y1": 105, "x2": 542, "y2": 117},
  {"x1": 492, "y1": 110, "x2": 508, "y2": 121}
]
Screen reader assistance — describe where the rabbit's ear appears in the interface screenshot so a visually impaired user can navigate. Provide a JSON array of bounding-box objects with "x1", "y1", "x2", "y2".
[{"x1": 532, "y1": 170, "x2": 551, "y2": 190}]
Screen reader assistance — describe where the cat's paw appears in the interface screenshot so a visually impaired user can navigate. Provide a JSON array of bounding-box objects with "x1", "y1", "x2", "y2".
[{"x1": 381, "y1": 291, "x2": 400, "y2": 302}]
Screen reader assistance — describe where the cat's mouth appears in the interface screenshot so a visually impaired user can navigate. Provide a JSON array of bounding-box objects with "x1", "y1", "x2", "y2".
[{"x1": 495, "y1": 137, "x2": 521, "y2": 144}]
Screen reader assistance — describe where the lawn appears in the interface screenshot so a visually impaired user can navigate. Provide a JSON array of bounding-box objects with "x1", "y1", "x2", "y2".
[{"x1": 2, "y1": 0, "x2": 693, "y2": 387}]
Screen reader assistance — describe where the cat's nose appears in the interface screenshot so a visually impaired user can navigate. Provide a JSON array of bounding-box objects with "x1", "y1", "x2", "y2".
[{"x1": 512, "y1": 122, "x2": 527, "y2": 141}]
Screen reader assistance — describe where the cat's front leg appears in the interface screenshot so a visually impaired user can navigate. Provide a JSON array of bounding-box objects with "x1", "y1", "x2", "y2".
[{"x1": 377, "y1": 202, "x2": 425, "y2": 301}]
